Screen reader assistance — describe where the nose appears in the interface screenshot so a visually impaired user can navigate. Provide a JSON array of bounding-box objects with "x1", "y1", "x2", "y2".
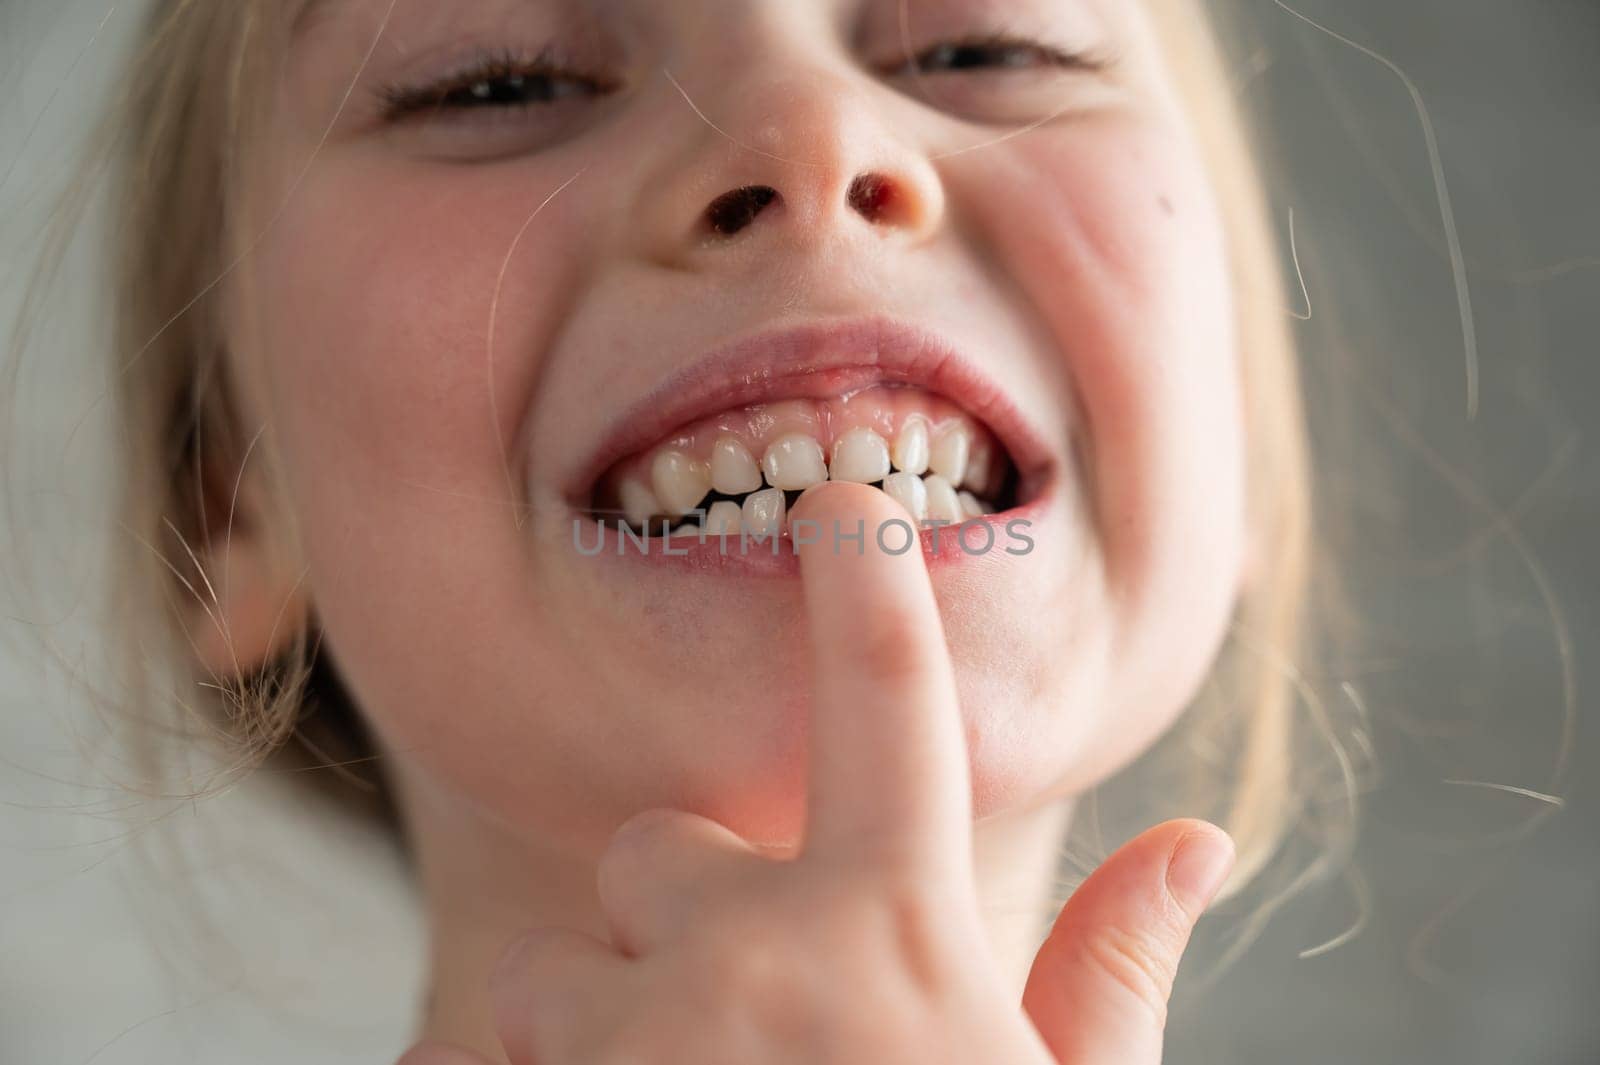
[
  {"x1": 634, "y1": 64, "x2": 946, "y2": 267},
  {"x1": 701, "y1": 171, "x2": 907, "y2": 236}
]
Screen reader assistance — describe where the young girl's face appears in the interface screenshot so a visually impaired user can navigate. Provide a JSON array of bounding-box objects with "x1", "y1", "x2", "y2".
[{"x1": 238, "y1": 0, "x2": 1246, "y2": 847}]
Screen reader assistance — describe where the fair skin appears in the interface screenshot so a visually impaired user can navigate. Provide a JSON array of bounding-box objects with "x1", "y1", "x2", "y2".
[
  {"x1": 409, "y1": 482, "x2": 1235, "y2": 1064},
  {"x1": 199, "y1": 0, "x2": 1250, "y2": 1060}
]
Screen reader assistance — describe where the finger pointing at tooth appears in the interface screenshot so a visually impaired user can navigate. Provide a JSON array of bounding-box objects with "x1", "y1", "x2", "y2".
[{"x1": 789, "y1": 480, "x2": 975, "y2": 887}]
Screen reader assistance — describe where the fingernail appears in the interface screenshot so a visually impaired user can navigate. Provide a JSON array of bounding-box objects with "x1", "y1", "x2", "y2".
[{"x1": 1166, "y1": 829, "x2": 1235, "y2": 914}]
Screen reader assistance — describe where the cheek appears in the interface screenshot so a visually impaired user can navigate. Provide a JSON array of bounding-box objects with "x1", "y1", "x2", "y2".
[
  {"x1": 250, "y1": 160, "x2": 586, "y2": 490},
  {"x1": 240, "y1": 159, "x2": 607, "y2": 793},
  {"x1": 242, "y1": 147, "x2": 642, "y2": 585},
  {"x1": 951, "y1": 116, "x2": 1247, "y2": 768}
]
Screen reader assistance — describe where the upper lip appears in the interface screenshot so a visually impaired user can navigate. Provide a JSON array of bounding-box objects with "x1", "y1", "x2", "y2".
[{"x1": 565, "y1": 314, "x2": 1056, "y2": 505}]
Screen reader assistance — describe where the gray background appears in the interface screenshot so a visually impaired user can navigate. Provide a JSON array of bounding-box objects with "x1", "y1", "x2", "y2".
[
  {"x1": 1168, "y1": 2, "x2": 1600, "y2": 1064},
  {"x1": 2, "y1": 1, "x2": 1597, "y2": 1063}
]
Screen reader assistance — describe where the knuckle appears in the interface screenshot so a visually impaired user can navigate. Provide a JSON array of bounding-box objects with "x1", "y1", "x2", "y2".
[
  {"x1": 522, "y1": 991, "x2": 570, "y2": 1040},
  {"x1": 504, "y1": 927, "x2": 588, "y2": 1011},
  {"x1": 871, "y1": 878, "x2": 963, "y2": 998},
  {"x1": 597, "y1": 808, "x2": 683, "y2": 889},
  {"x1": 1074, "y1": 924, "x2": 1178, "y2": 1026},
  {"x1": 594, "y1": 1010, "x2": 742, "y2": 1065},
  {"x1": 701, "y1": 924, "x2": 792, "y2": 996},
  {"x1": 884, "y1": 888, "x2": 945, "y2": 974},
  {"x1": 610, "y1": 806, "x2": 684, "y2": 854},
  {"x1": 513, "y1": 923, "x2": 575, "y2": 963},
  {"x1": 856, "y1": 608, "x2": 937, "y2": 686},
  {"x1": 693, "y1": 921, "x2": 822, "y2": 1037}
]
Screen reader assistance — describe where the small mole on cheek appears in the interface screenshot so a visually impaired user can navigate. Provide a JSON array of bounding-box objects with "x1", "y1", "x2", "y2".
[{"x1": 1158, "y1": 195, "x2": 1175, "y2": 217}]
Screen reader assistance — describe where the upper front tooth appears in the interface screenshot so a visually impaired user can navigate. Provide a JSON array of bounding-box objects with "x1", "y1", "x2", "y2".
[
  {"x1": 963, "y1": 440, "x2": 992, "y2": 495},
  {"x1": 891, "y1": 418, "x2": 929, "y2": 476},
  {"x1": 762, "y1": 433, "x2": 827, "y2": 489},
  {"x1": 923, "y1": 474, "x2": 963, "y2": 523},
  {"x1": 651, "y1": 450, "x2": 711, "y2": 515},
  {"x1": 742, "y1": 487, "x2": 786, "y2": 537},
  {"x1": 829, "y1": 427, "x2": 890, "y2": 484},
  {"x1": 929, "y1": 425, "x2": 971, "y2": 486},
  {"x1": 619, "y1": 476, "x2": 661, "y2": 528},
  {"x1": 710, "y1": 436, "x2": 762, "y2": 495},
  {"x1": 881, "y1": 471, "x2": 928, "y2": 522}
]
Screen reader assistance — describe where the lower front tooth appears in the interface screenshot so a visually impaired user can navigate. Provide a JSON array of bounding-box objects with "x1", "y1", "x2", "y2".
[
  {"x1": 704, "y1": 500, "x2": 743, "y2": 534},
  {"x1": 881, "y1": 471, "x2": 928, "y2": 522},
  {"x1": 651, "y1": 450, "x2": 712, "y2": 515},
  {"x1": 762, "y1": 433, "x2": 828, "y2": 490},
  {"x1": 923, "y1": 474, "x2": 963, "y2": 524},
  {"x1": 741, "y1": 487, "x2": 786, "y2": 538},
  {"x1": 957, "y1": 490, "x2": 986, "y2": 519}
]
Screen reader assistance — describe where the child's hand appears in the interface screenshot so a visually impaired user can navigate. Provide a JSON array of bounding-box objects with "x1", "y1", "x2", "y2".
[{"x1": 402, "y1": 483, "x2": 1233, "y2": 1065}]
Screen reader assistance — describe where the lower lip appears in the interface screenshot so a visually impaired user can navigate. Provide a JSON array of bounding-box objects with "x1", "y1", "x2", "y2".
[{"x1": 563, "y1": 484, "x2": 1058, "y2": 578}]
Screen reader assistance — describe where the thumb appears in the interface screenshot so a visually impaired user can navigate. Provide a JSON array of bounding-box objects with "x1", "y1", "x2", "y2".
[{"x1": 1021, "y1": 819, "x2": 1234, "y2": 1064}]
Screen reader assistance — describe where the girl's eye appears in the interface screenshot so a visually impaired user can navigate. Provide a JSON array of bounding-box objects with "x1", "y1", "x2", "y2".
[
  {"x1": 378, "y1": 48, "x2": 616, "y2": 124},
  {"x1": 890, "y1": 33, "x2": 1103, "y2": 77},
  {"x1": 878, "y1": 32, "x2": 1110, "y2": 126},
  {"x1": 372, "y1": 33, "x2": 1103, "y2": 154}
]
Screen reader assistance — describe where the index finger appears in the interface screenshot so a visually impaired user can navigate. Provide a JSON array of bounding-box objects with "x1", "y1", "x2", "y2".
[{"x1": 790, "y1": 481, "x2": 974, "y2": 884}]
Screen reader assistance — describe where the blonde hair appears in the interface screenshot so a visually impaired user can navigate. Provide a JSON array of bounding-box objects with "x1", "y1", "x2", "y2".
[
  {"x1": 7, "y1": 0, "x2": 1360, "y2": 953},
  {"x1": 1094, "y1": 1, "x2": 1360, "y2": 957}
]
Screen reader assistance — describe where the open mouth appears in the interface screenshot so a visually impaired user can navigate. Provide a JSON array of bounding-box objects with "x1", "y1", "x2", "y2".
[{"x1": 583, "y1": 383, "x2": 1023, "y2": 537}]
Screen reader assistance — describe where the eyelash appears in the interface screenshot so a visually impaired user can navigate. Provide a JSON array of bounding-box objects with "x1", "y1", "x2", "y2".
[
  {"x1": 378, "y1": 46, "x2": 617, "y2": 122},
  {"x1": 377, "y1": 33, "x2": 1101, "y2": 124},
  {"x1": 889, "y1": 32, "x2": 1105, "y2": 77}
]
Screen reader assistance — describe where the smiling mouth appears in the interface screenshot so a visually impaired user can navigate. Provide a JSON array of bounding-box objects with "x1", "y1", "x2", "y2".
[{"x1": 583, "y1": 383, "x2": 1023, "y2": 537}]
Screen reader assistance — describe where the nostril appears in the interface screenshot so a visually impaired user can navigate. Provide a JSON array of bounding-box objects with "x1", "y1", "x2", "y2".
[
  {"x1": 704, "y1": 184, "x2": 780, "y2": 236},
  {"x1": 846, "y1": 171, "x2": 897, "y2": 224}
]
